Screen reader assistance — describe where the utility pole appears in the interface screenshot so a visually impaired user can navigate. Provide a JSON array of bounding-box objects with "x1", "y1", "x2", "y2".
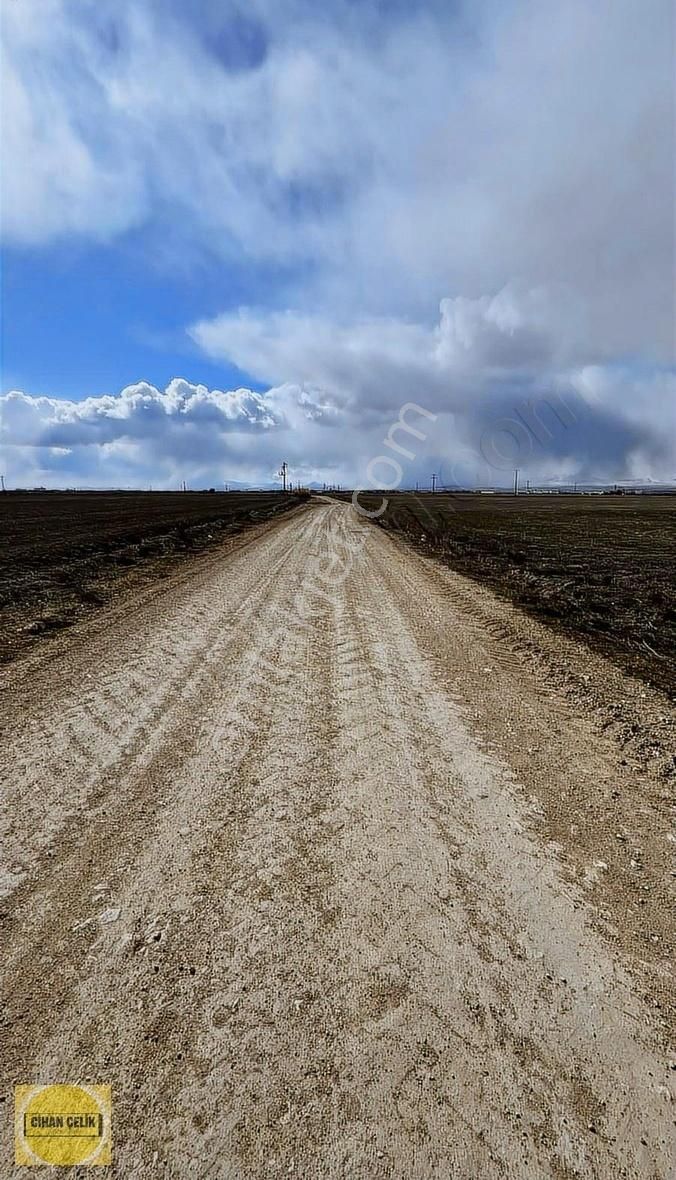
[
  {"x1": 431, "y1": 473, "x2": 437, "y2": 493},
  {"x1": 513, "y1": 469, "x2": 519, "y2": 496},
  {"x1": 279, "y1": 461, "x2": 288, "y2": 492}
]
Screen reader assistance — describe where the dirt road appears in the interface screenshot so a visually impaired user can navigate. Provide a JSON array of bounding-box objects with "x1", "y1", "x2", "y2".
[{"x1": 1, "y1": 498, "x2": 674, "y2": 1177}]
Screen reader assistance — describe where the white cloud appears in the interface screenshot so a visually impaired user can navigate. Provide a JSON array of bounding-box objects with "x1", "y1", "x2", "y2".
[
  {"x1": 3, "y1": 0, "x2": 673, "y2": 357},
  {"x1": 0, "y1": 378, "x2": 349, "y2": 489},
  {"x1": 191, "y1": 284, "x2": 596, "y2": 416},
  {"x1": 2, "y1": 343, "x2": 674, "y2": 491},
  {"x1": 1, "y1": 380, "x2": 280, "y2": 443}
]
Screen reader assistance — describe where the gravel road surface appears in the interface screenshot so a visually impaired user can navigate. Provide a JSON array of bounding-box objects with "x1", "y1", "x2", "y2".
[{"x1": 1, "y1": 498, "x2": 673, "y2": 1177}]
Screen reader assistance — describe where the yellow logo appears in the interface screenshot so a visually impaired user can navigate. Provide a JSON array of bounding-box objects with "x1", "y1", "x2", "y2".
[{"x1": 15, "y1": 1085, "x2": 111, "y2": 1166}]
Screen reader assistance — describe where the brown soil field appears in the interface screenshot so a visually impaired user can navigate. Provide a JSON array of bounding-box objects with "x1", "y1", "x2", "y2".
[
  {"x1": 343, "y1": 493, "x2": 676, "y2": 700},
  {"x1": 0, "y1": 490, "x2": 306, "y2": 664}
]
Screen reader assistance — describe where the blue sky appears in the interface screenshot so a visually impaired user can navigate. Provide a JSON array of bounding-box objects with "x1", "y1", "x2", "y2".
[
  {"x1": 2, "y1": 240, "x2": 254, "y2": 398},
  {"x1": 1, "y1": 230, "x2": 289, "y2": 398},
  {"x1": 1, "y1": 0, "x2": 674, "y2": 488}
]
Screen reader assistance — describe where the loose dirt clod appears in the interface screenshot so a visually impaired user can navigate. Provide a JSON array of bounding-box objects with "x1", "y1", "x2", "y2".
[{"x1": 98, "y1": 906, "x2": 121, "y2": 924}]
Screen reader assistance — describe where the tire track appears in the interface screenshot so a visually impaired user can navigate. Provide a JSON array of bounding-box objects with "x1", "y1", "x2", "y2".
[
  {"x1": 0, "y1": 506, "x2": 318, "y2": 899},
  {"x1": 324, "y1": 520, "x2": 671, "y2": 1177}
]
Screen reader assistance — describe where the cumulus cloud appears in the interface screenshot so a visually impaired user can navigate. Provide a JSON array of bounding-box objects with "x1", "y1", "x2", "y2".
[
  {"x1": 0, "y1": 378, "x2": 348, "y2": 489},
  {"x1": 191, "y1": 288, "x2": 675, "y2": 481},
  {"x1": 3, "y1": 339, "x2": 674, "y2": 490},
  {"x1": 2, "y1": 380, "x2": 280, "y2": 445},
  {"x1": 192, "y1": 284, "x2": 582, "y2": 405}
]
